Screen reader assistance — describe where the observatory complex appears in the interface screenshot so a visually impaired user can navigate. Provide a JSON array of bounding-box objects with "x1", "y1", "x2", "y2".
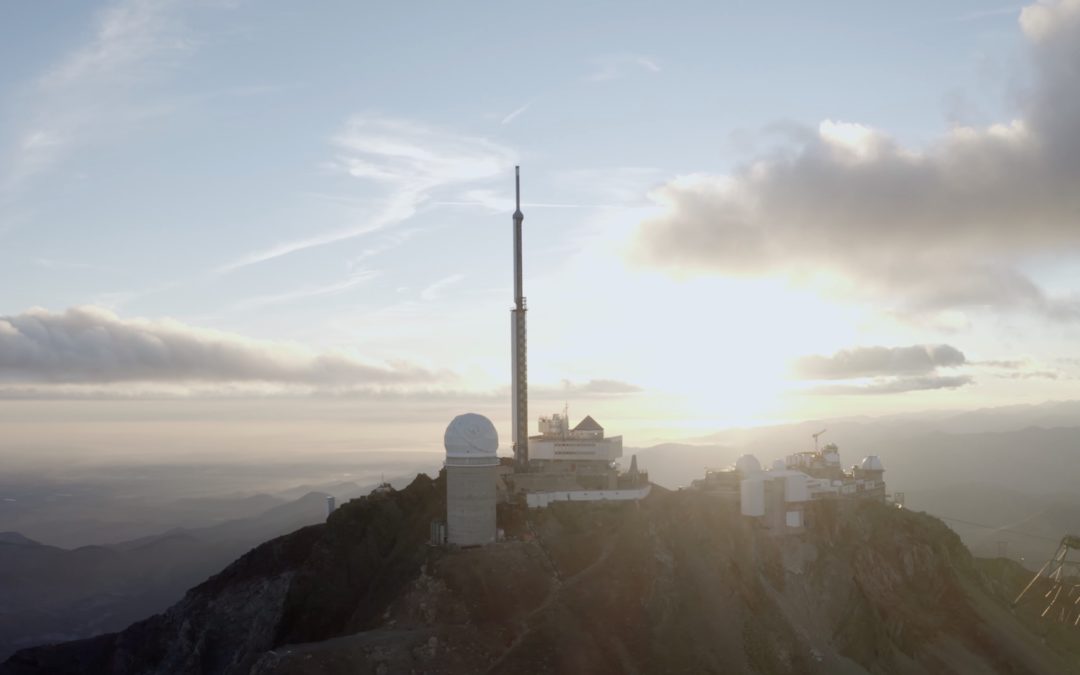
[
  {"x1": 691, "y1": 435, "x2": 889, "y2": 534},
  {"x1": 441, "y1": 167, "x2": 650, "y2": 545},
  {"x1": 439, "y1": 167, "x2": 890, "y2": 546}
]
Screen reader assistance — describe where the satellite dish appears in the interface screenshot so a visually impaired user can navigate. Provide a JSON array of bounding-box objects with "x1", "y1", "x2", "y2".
[{"x1": 444, "y1": 413, "x2": 499, "y2": 458}]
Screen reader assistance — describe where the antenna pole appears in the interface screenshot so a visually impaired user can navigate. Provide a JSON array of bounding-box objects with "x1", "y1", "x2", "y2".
[
  {"x1": 513, "y1": 166, "x2": 524, "y2": 309},
  {"x1": 511, "y1": 166, "x2": 529, "y2": 469}
]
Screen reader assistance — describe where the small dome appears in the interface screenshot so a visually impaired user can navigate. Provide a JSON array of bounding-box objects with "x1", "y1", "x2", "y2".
[
  {"x1": 860, "y1": 455, "x2": 885, "y2": 472},
  {"x1": 444, "y1": 413, "x2": 499, "y2": 458},
  {"x1": 735, "y1": 454, "x2": 762, "y2": 475},
  {"x1": 771, "y1": 458, "x2": 786, "y2": 471}
]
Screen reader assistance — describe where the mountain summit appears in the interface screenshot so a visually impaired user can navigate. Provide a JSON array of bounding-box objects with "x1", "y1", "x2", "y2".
[{"x1": 3, "y1": 473, "x2": 1078, "y2": 674}]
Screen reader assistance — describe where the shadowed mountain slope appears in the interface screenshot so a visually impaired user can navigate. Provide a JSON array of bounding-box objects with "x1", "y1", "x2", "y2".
[{"x1": 4, "y1": 473, "x2": 1079, "y2": 674}]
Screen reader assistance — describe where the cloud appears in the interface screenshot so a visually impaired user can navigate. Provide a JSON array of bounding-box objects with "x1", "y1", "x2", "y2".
[
  {"x1": 0, "y1": 306, "x2": 441, "y2": 388},
  {"x1": 633, "y1": 0, "x2": 1080, "y2": 319},
  {"x1": 500, "y1": 101, "x2": 532, "y2": 125},
  {"x1": 971, "y1": 356, "x2": 1062, "y2": 379},
  {"x1": 435, "y1": 189, "x2": 616, "y2": 212},
  {"x1": 973, "y1": 358, "x2": 1027, "y2": 369},
  {"x1": 560, "y1": 378, "x2": 643, "y2": 395},
  {"x1": 218, "y1": 116, "x2": 516, "y2": 272},
  {"x1": 793, "y1": 344, "x2": 966, "y2": 380},
  {"x1": 529, "y1": 378, "x2": 644, "y2": 399},
  {"x1": 232, "y1": 269, "x2": 379, "y2": 310},
  {"x1": 420, "y1": 274, "x2": 465, "y2": 301},
  {"x1": 948, "y1": 5, "x2": 1023, "y2": 21},
  {"x1": 793, "y1": 344, "x2": 972, "y2": 395},
  {"x1": 812, "y1": 375, "x2": 974, "y2": 395},
  {"x1": 994, "y1": 370, "x2": 1059, "y2": 379},
  {"x1": 588, "y1": 54, "x2": 662, "y2": 81},
  {"x1": 2, "y1": 0, "x2": 200, "y2": 194},
  {"x1": 40, "y1": 0, "x2": 192, "y2": 89}
]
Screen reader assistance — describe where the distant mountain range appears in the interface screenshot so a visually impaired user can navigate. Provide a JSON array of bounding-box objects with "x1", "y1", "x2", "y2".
[{"x1": 0, "y1": 483, "x2": 375, "y2": 660}]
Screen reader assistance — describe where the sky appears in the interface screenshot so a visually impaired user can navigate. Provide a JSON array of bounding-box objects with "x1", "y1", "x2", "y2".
[{"x1": 2, "y1": 0, "x2": 1080, "y2": 462}]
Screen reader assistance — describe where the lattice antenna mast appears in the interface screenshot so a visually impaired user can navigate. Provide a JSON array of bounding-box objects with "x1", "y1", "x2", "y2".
[{"x1": 1014, "y1": 534, "x2": 1080, "y2": 626}]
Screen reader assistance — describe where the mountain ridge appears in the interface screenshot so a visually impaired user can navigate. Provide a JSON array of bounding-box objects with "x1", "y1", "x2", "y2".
[{"x1": 5, "y1": 472, "x2": 1079, "y2": 674}]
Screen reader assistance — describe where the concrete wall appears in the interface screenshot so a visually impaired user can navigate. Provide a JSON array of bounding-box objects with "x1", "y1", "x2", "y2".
[
  {"x1": 525, "y1": 485, "x2": 651, "y2": 509},
  {"x1": 512, "y1": 467, "x2": 617, "y2": 492},
  {"x1": 784, "y1": 473, "x2": 810, "y2": 502},
  {"x1": 447, "y1": 464, "x2": 497, "y2": 546},
  {"x1": 740, "y1": 478, "x2": 765, "y2": 517},
  {"x1": 529, "y1": 437, "x2": 623, "y2": 462},
  {"x1": 765, "y1": 478, "x2": 786, "y2": 530}
]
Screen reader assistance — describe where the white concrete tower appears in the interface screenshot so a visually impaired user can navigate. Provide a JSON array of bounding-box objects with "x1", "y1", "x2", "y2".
[{"x1": 445, "y1": 413, "x2": 498, "y2": 546}]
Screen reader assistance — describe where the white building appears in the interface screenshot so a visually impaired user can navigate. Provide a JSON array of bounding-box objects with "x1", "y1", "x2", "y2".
[
  {"x1": 508, "y1": 412, "x2": 648, "y2": 507},
  {"x1": 528, "y1": 414, "x2": 623, "y2": 464},
  {"x1": 445, "y1": 413, "x2": 499, "y2": 546}
]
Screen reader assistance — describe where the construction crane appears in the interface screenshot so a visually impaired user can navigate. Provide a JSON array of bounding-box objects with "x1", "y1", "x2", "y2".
[
  {"x1": 812, "y1": 429, "x2": 827, "y2": 452},
  {"x1": 1013, "y1": 534, "x2": 1080, "y2": 625}
]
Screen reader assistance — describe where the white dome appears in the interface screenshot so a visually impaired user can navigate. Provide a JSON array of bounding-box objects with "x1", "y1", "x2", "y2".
[
  {"x1": 444, "y1": 413, "x2": 499, "y2": 458},
  {"x1": 771, "y1": 459, "x2": 786, "y2": 471},
  {"x1": 735, "y1": 454, "x2": 762, "y2": 475},
  {"x1": 860, "y1": 455, "x2": 885, "y2": 471}
]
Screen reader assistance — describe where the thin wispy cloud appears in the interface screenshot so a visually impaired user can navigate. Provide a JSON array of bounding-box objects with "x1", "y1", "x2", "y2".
[
  {"x1": 33, "y1": 257, "x2": 116, "y2": 272},
  {"x1": 232, "y1": 269, "x2": 380, "y2": 310},
  {"x1": 2, "y1": 0, "x2": 202, "y2": 195},
  {"x1": 352, "y1": 228, "x2": 421, "y2": 262},
  {"x1": 557, "y1": 378, "x2": 642, "y2": 395},
  {"x1": 588, "y1": 54, "x2": 662, "y2": 81},
  {"x1": 500, "y1": 101, "x2": 533, "y2": 125},
  {"x1": 420, "y1": 273, "x2": 466, "y2": 301},
  {"x1": 39, "y1": 0, "x2": 193, "y2": 89},
  {"x1": 810, "y1": 374, "x2": 974, "y2": 395},
  {"x1": 436, "y1": 189, "x2": 617, "y2": 212},
  {"x1": 973, "y1": 357, "x2": 1062, "y2": 380},
  {"x1": 216, "y1": 191, "x2": 416, "y2": 273},
  {"x1": 218, "y1": 116, "x2": 517, "y2": 273},
  {"x1": 949, "y1": 5, "x2": 1023, "y2": 21}
]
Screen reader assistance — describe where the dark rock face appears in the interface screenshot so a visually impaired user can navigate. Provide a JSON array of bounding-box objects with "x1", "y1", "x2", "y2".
[
  {"x1": 4, "y1": 474, "x2": 1080, "y2": 675},
  {"x1": 0, "y1": 489, "x2": 351, "y2": 662},
  {"x1": 0, "y1": 474, "x2": 440, "y2": 675}
]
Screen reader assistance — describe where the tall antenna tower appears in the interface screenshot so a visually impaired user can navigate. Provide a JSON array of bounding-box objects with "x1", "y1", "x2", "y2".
[{"x1": 511, "y1": 166, "x2": 529, "y2": 470}]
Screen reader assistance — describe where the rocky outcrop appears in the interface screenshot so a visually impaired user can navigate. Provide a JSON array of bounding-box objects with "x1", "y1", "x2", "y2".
[
  {"x1": 4, "y1": 475, "x2": 1079, "y2": 674},
  {"x1": 0, "y1": 474, "x2": 440, "y2": 675}
]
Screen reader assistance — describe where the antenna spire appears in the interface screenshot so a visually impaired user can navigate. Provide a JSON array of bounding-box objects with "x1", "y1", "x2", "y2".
[
  {"x1": 511, "y1": 166, "x2": 528, "y2": 469},
  {"x1": 514, "y1": 165, "x2": 522, "y2": 215}
]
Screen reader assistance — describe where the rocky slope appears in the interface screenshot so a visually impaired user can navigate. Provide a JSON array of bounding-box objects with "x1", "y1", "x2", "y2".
[
  {"x1": 3, "y1": 473, "x2": 1078, "y2": 674},
  {"x1": 0, "y1": 491, "x2": 346, "y2": 661}
]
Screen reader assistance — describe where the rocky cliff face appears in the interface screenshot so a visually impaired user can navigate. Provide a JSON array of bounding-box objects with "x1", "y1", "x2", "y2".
[{"x1": 3, "y1": 473, "x2": 1078, "y2": 675}]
